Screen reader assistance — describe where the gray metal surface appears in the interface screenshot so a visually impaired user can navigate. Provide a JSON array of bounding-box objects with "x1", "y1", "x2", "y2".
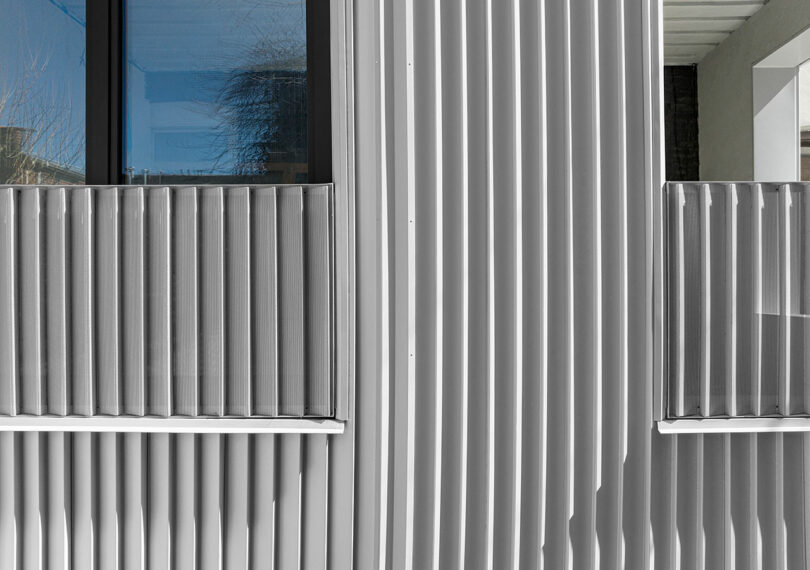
[
  {"x1": 0, "y1": 432, "x2": 335, "y2": 569},
  {"x1": 667, "y1": 182, "x2": 810, "y2": 419},
  {"x1": 0, "y1": 185, "x2": 335, "y2": 419}
]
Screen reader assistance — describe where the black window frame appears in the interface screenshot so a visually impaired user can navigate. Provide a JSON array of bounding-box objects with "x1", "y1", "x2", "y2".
[{"x1": 85, "y1": 0, "x2": 332, "y2": 185}]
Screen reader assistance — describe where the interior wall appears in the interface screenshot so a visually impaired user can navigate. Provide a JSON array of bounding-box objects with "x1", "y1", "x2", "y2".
[
  {"x1": 665, "y1": 65, "x2": 700, "y2": 180},
  {"x1": 698, "y1": 0, "x2": 810, "y2": 181}
]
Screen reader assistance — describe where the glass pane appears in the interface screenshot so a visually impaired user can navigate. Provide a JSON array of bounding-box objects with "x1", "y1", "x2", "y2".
[
  {"x1": 123, "y1": 0, "x2": 308, "y2": 184},
  {"x1": 0, "y1": 1, "x2": 86, "y2": 184}
]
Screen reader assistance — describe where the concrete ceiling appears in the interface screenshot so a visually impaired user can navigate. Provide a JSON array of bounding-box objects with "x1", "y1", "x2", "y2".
[{"x1": 664, "y1": 0, "x2": 768, "y2": 65}]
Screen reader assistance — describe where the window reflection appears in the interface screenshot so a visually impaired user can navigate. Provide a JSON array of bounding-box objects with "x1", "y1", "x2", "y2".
[
  {"x1": 0, "y1": 0, "x2": 86, "y2": 184},
  {"x1": 123, "y1": 0, "x2": 308, "y2": 184}
]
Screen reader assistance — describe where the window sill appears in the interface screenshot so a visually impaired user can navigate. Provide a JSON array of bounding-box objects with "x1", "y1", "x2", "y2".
[
  {"x1": 0, "y1": 416, "x2": 345, "y2": 434},
  {"x1": 658, "y1": 417, "x2": 810, "y2": 434}
]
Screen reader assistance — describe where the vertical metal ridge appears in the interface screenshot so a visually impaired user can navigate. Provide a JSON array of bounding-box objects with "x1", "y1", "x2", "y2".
[
  {"x1": 122, "y1": 433, "x2": 146, "y2": 570},
  {"x1": 412, "y1": 1, "x2": 441, "y2": 554},
  {"x1": 199, "y1": 434, "x2": 223, "y2": 569},
  {"x1": 562, "y1": 0, "x2": 575, "y2": 566},
  {"x1": 651, "y1": 432, "x2": 677, "y2": 570},
  {"x1": 704, "y1": 435, "x2": 731, "y2": 570},
  {"x1": 303, "y1": 187, "x2": 333, "y2": 417},
  {"x1": 755, "y1": 434, "x2": 783, "y2": 568},
  {"x1": 251, "y1": 435, "x2": 276, "y2": 570},
  {"x1": 431, "y1": 0, "x2": 445, "y2": 564},
  {"x1": 19, "y1": 188, "x2": 44, "y2": 415},
  {"x1": 543, "y1": 0, "x2": 575, "y2": 565},
  {"x1": 301, "y1": 435, "x2": 329, "y2": 570},
  {"x1": 0, "y1": 433, "x2": 16, "y2": 568},
  {"x1": 461, "y1": 0, "x2": 490, "y2": 566},
  {"x1": 457, "y1": 0, "x2": 470, "y2": 566},
  {"x1": 45, "y1": 187, "x2": 69, "y2": 416},
  {"x1": 200, "y1": 187, "x2": 225, "y2": 417},
  {"x1": 782, "y1": 434, "x2": 806, "y2": 569},
  {"x1": 671, "y1": 184, "x2": 686, "y2": 417},
  {"x1": 252, "y1": 187, "x2": 280, "y2": 417},
  {"x1": 779, "y1": 185, "x2": 792, "y2": 415},
  {"x1": 391, "y1": 0, "x2": 417, "y2": 563},
  {"x1": 726, "y1": 185, "x2": 739, "y2": 416},
  {"x1": 21, "y1": 432, "x2": 43, "y2": 570},
  {"x1": 173, "y1": 187, "x2": 199, "y2": 417},
  {"x1": 597, "y1": 0, "x2": 629, "y2": 563},
  {"x1": 147, "y1": 434, "x2": 172, "y2": 569},
  {"x1": 730, "y1": 434, "x2": 759, "y2": 570},
  {"x1": 97, "y1": 188, "x2": 122, "y2": 415},
  {"x1": 72, "y1": 188, "x2": 95, "y2": 417},
  {"x1": 224, "y1": 434, "x2": 249, "y2": 570},
  {"x1": 147, "y1": 188, "x2": 173, "y2": 417},
  {"x1": 276, "y1": 435, "x2": 302, "y2": 570},
  {"x1": 278, "y1": 188, "x2": 306, "y2": 417},
  {"x1": 226, "y1": 188, "x2": 252, "y2": 417},
  {"x1": 98, "y1": 433, "x2": 120, "y2": 569},
  {"x1": 677, "y1": 434, "x2": 705, "y2": 570},
  {"x1": 530, "y1": 0, "x2": 550, "y2": 564},
  {"x1": 570, "y1": 0, "x2": 602, "y2": 564},
  {"x1": 46, "y1": 432, "x2": 71, "y2": 570},
  {"x1": 752, "y1": 184, "x2": 764, "y2": 416},
  {"x1": 510, "y1": 0, "x2": 524, "y2": 566},
  {"x1": 173, "y1": 434, "x2": 196, "y2": 569},
  {"x1": 484, "y1": 0, "x2": 496, "y2": 566},
  {"x1": 123, "y1": 187, "x2": 147, "y2": 416},
  {"x1": 699, "y1": 184, "x2": 712, "y2": 417},
  {"x1": 0, "y1": 188, "x2": 18, "y2": 416},
  {"x1": 803, "y1": 186, "x2": 810, "y2": 416},
  {"x1": 71, "y1": 433, "x2": 94, "y2": 569}
]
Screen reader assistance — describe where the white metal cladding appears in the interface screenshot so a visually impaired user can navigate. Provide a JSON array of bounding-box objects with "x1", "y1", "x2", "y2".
[
  {"x1": 0, "y1": 432, "x2": 340, "y2": 569},
  {"x1": 0, "y1": 185, "x2": 335, "y2": 419},
  {"x1": 9, "y1": 0, "x2": 810, "y2": 569},
  {"x1": 666, "y1": 182, "x2": 810, "y2": 420},
  {"x1": 354, "y1": 0, "x2": 810, "y2": 567}
]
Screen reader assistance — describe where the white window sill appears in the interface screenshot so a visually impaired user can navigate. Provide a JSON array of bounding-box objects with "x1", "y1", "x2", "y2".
[
  {"x1": 658, "y1": 417, "x2": 810, "y2": 434},
  {"x1": 0, "y1": 416, "x2": 345, "y2": 434}
]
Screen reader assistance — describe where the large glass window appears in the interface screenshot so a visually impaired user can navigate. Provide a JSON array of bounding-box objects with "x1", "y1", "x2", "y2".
[
  {"x1": 123, "y1": 0, "x2": 309, "y2": 184},
  {"x1": 0, "y1": 1, "x2": 86, "y2": 184}
]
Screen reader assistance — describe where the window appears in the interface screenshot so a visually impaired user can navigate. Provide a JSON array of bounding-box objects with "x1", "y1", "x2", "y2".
[
  {"x1": 0, "y1": 0, "x2": 331, "y2": 186},
  {"x1": 0, "y1": 0, "x2": 87, "y2": 184}
]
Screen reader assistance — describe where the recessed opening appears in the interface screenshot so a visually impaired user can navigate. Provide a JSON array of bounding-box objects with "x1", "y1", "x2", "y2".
[{"x1": 663, "y1": 1, "x2": 810, "y2": 182}]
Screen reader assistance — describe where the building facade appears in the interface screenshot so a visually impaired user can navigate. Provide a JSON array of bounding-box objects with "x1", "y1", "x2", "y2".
[{"x1": 5, "y1": 0, "x2": 810, "y2": 569}]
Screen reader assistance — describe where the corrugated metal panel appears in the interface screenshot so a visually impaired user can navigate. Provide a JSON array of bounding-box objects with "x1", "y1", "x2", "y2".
[
  {"x1": 357, "y1": 0, "x2": 810, "y2": 568},
  {"x1": 0, "y1": 185, "x2": 335, "y2": 419},
  {"x1": 667, "y1": 182, "x2": 810, "y2": 419},
  {"x1": 0, "y1": 432, "x2": 336, "y2": 569},
  {"x1": 8, "y1": 0, "x2": 810, "y2": 569}
]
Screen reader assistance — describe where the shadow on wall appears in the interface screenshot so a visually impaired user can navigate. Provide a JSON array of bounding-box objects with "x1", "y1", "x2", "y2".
[{"x1": 665, "y1": 65, "x2": 699, "y2": 181}]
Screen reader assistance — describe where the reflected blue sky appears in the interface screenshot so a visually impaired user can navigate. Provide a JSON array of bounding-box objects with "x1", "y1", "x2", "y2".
[
  {"x1": 123, "y1": 0, "x2": 307, "y2": 179},
  {"x1": 0, "y1": 0, "x2": 86, "y2": 175}
]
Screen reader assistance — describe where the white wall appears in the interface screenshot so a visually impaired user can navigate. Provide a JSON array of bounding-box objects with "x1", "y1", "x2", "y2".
[{"x1": 699, "y1": 0, "x2": 810, "y2": 180}]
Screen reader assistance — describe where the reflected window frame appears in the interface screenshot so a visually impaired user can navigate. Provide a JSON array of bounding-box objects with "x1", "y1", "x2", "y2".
[{"x1": 85, "y1": 0, "x2": 331, "y2": 185}]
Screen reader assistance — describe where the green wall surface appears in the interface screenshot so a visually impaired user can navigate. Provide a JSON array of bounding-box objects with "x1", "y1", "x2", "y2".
[{"x1": 698, "y1": 0, "x2": 810, "y2": 180}]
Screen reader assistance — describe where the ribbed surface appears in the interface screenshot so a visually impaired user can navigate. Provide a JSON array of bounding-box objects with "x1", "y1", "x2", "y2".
[
  {"x1": 359, "y1": 0, "x2": 810, "y2": 568},
  {"x1": 0, "y1": 185, "x2": 335, "y2": 418},
  {"x1": 667, "y1": 182, "x2": 810, "y2": 418},
  {"x1": 9, "y1": 0, "x2": 810, "y2": 569}
]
